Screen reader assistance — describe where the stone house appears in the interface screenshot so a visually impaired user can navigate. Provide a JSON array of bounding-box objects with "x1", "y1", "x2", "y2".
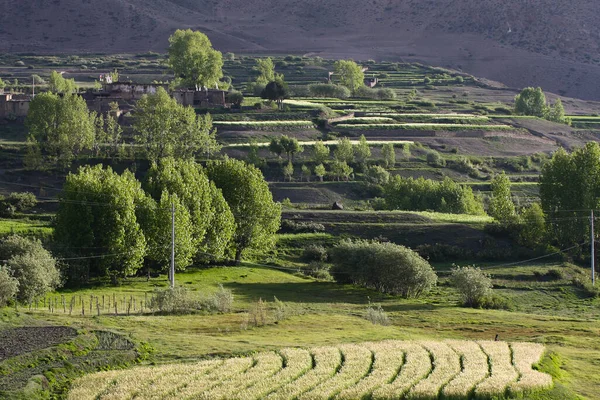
[{"x1": 0, "y1": 92, "x2": 31, "y2": 119}]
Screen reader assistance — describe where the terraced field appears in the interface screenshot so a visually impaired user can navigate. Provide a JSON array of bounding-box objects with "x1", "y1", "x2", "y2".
[{"x1": 68, "y1": 340, "x2": 551, "y2": 400}]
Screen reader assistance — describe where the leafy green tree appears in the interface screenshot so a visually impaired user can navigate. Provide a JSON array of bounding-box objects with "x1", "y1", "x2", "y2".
[
  {"x1": 382, "y1": 143, "x2": 395, "y2": 168},
  {"x1": 48, "y1": 71, "x2": 77, "y2": 94},
  {"x1": 133, "y1": 87, "x2": 220, "y2": 161},
  {"x1": 518, "y1": 203, "x2": 546, "y2": 248},
  {"x1": 268, "y1": 137, "x2": 284, "y2": 158},
  {"x1": 489, "y1": 172, "x2": 515, "y2": 222},
  {"x1": 0, "y1": 268, "x2": 18, "y2": 307},
  {"x1": 540, "y1": 143, "x2": 600, "y2": 249},
  {"x1": 313, "y1": 140, "x2": 330, "y2": 164},
  {"x1": 330, "y1": 161, "x2": 353, "y2": 181},
  {"x1": 283, "y1": 162, "x2": 294, "y2": 181},
  {"x1": 227, "y1": 91, "x2": 244, "y2": 107},
  {"x1": 144, "y1": 157, "x2": 234, "y2": 261},
  {"x1": 514, "y1": 87, "x2": 548, "y2": 117},
  {"x1": 207, "y1": 158, "x2": 281, "y2": 262},
  {"x1": 168, "y1": 29, "x2": 224, "y2": 90},
  {"x1": 450, "y1": 266, "x2": 492, "y2": 307},
  {"x1": 94, "y1": 112, "x2": 123, "y2": 158},
  {"x1": 314, "y1": 163, "x2": 326, "y2": 182},
  {"x1": 301, "y1": 165, "x2": 311, "y2": 182},
  {"x1": 246, "y1": 140, "x2": 265, "y2": 167},
  {"x1": 0, "y1": 77, "x2": 5, "y2": 91},
  {"x1": 55, "y1": 165, "x2": 148, "y2": 283},
  {"x1": 330, "y1": 239, "x2": 437, "y2": 298},
  {"x1": 334, "y1": 60, "x2": 365, "y2": 93},
  {"x1": 385, "y1": 176, "x2": 485, "y2": 215},
  {"x1": 426, "y1": 150, "x2": 445, "y2": 167},
  {"x1": 365, "y1": 165, "x2": 390, "y2": 185},
  {"x1": 25, "y1": 92, "x2": 95, "y2": 166},
  {"x1": 144, "y1": 191, "x2": 195, "y2": 271},
  {"x1": 279, "y1": 135, "x2": 303, "y2": 161},
  {"x1": 308, "y1": 84, "x2": 351, "y2": 99},
  {"x1": 261, "y1": 81, "x2": 288, "y2": 110},
  {"x1": 354, "y1": 135, "x2": 371, "y2": 166},
  {"x1": 334, "y1": 137, "x2": 354, "y2": 163},
  {"x1": 254, "y1": 57, "x2": 278, "y2": 85},
  {"x1": 0, "y1": 235, "x2": 60, "y2": 303},
  {"x1": 204, "y1": 182, "x2": 237, "y2": 260},
  {"x1": 548, "y1": 99, "x2": 569, "y2": 124}
]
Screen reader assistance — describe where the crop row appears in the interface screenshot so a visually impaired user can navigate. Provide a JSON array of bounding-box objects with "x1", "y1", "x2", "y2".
[
  {"x1": 68, "y1": 340, "x2": 552, "y2": 400},
  {"x1": 335, "y1": 123, "x2": 514, "y2": 131},
  {"x1": 213, "y1": 120, "x2": 315, "y2": 131}
]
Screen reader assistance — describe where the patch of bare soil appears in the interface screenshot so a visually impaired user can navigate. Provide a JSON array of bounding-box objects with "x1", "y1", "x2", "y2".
[{"x1": 0, "y1": 326, "x2": 77, "y2": 361}]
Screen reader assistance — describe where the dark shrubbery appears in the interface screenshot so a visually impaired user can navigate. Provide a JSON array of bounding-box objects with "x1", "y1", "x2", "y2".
[
  {"x1": 308, "y1": 84, "x2": 351, "y2": 99},
  {"x1": 280, "y1": 220, "x2": 325, "y2": 233},
  {"x1": 384, "y1": 176, "x2": 485, "y2": 215},
  {"x1": 302, "y1": 244, "x2": 328, "y2": 262},
  {"x1": 0, "y1": 192, "x2": 37, "y2": 217},
  {"x1": 330, "y1": 239, "x2": 437, "y2": 298}
]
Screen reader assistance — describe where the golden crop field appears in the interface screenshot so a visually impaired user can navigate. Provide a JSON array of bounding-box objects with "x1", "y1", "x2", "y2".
[{"x1": 68, "y1": 340, "x2": 552, "y2": 400}]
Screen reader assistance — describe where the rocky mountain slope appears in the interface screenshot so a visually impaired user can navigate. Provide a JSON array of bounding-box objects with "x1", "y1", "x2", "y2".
[{"x1": 1, "y1": 0, "x2": 599, "y2": 100}]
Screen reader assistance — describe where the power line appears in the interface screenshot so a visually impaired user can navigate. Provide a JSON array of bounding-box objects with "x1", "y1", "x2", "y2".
[{"x1": 478, "y1": 242, "x2": 584, "y2": 270}]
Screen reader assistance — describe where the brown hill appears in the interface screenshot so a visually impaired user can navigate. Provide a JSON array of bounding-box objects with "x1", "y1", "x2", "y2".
[{"x1": 1, "y1": 0, "x2": 600, "y2": 100}]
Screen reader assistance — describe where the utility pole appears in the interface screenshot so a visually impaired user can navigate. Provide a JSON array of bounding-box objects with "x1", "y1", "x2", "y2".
[
  {"x1": 32, "y1": 76, "x2": 35, "y2": 98},
  {"x1": 170, "y1": 201, "x2": 175, "y2": 288},
  {"x1": 592, "y1": 209, "x2": 596, "y2": 286}
]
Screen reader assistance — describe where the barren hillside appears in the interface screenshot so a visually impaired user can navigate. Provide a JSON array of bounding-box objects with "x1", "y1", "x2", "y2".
[{"x1": 1, "y1": 0, "x2": 600, "y2": 100}]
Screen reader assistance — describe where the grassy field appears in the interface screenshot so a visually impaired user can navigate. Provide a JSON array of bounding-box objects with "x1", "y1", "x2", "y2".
[{"x1": 4, "y1": 261, "x2": 598, "y2": 399}]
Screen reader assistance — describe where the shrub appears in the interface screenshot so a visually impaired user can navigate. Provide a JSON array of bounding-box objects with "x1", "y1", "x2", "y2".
[
  {"x1": 300, "y1": 261, "x2": 332, "y2": 280},
  {"x1": 370, "y1": 197, "x2": 387, "y2": 211},
  {"x1": 364, "y1": 165, "x2": 390, "y2": 185},
  {"x1": 204, "y1": 284, "x2": 234, "y2": 313},
  {"x1": 149, "y1": 287, "x2": 199, "y2": 313},
  {"x1": 365, "y1": 303, "x2": 390, "y2": 326},
  {"x1": 330, "y1": 239, "x2": 437, "y2": 298},
  {"x1": 308, "y1": 84, "x2": 351, "y2": 99},
  {"x1": 426, "y1": 150, "x2": 445, "y2": 167},
  {"x1": 4, "y1": 192, "x2": 37, "y2": 211},
  {"x1": 0, "y1": 235, "x2": 61, "y2": 303},
  {"x1": 376, "y1": 88, "x2": 396, "y2": 100},
  {"x1": 302, "y1": 245, "x2": 328, "y2": 262},
  {"x1": 280, "y1": 220, "x2": 325, "y2": 233},
  {"x1": 478, "y1": 293, "x2": 514, "y2": 310},
  {"x1": 0, "y1": 268, "x2": 19, "y2": 307},
  {"x1": 450, "y1": 265, "x2": 493, "y2": 307},
  {"x1": 384, "y1": 176, "x2": 485, "y2": 215}
]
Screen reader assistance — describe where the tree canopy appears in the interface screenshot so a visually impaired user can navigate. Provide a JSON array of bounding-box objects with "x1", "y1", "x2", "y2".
[
  {"x1": 25, "y1": 92, "x2": 95, "y2": 166},
  {"x1": 385, "y1": 176, "x2": 485, "y2": 215},
  {"x1": 540, "y1": 143, "x2": 600, "y2": 249},
  {"x1": 261, "y1": 81, "x2": 288, "y2": 110},
  {"x1": 55, "y1": 165, "x2": 149, "y2": 282},
  {"x1": 48, "y1": 71, "x2": 78, "y2": 94},
  {"x1": 144, "y1": 157, "x2": 234, "y2": 262},
  {"x1": 133, "y1": 87, "x2": 220, "y2": 161},
  {"x1": 168, "y1": 29, "x2": 224, "y2": 89},
  {"x1": 207, "y1": 157, "x2": 281, "y2": 262},
  {"x1": 334, "y1": 60, "x2": 365, "y2": 93},
  {"x1": 488, "y1": 172, "x2": 515, "y2": 222},
  {"x1": 514, "y1": 87, "x2": 547, "y2": 117}
]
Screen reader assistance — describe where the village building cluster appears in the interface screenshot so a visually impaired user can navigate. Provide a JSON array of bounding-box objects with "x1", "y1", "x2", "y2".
[{"x1": 0, "y1": 77, "x2": 230, "y2": 121}]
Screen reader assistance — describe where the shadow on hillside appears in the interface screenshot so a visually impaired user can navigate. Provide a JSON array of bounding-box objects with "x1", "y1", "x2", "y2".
[
  {"x1": 221, "y1": 281, "x2": 453, "y2": 312},
  {"x1": 222, "y1": 281, "x2": 386, "y2": 305}
]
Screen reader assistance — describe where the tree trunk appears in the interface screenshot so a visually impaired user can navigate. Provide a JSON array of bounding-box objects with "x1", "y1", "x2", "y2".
[{"x1": 234, "y1": 248, "x2": 243, "y2": 265}]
